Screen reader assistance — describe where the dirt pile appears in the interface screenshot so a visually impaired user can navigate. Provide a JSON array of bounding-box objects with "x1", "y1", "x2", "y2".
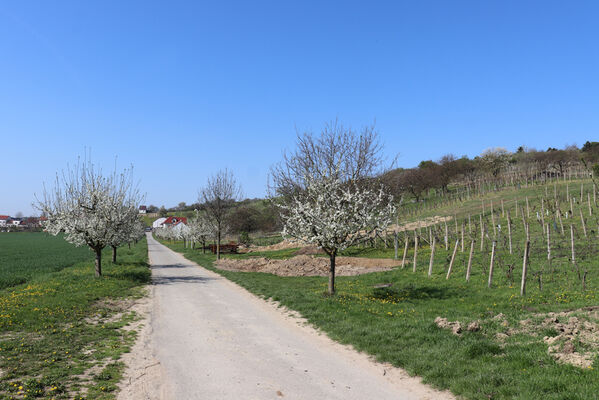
[
  {"x1": 434, "y1": 308, "x2": 599, "y2": 369},
  {"x1": 247, "y1": 239, "x2": 300, "y2": 252},
  {"x1": 215, "y1": 255, "x2": 399, "y2": 277}
]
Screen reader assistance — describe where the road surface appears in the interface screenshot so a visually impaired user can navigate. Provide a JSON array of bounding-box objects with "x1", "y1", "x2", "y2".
[{"x1": 123, "y1": 234, "x2": 454, "y2": 400}]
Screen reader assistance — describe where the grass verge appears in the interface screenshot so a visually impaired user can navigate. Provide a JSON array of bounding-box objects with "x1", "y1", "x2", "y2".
[{"x1": 0, "y1": 236, "x2": 150, "y2": 400}]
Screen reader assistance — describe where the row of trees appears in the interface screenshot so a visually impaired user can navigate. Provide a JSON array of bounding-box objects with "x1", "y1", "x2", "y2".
[
  {"x1": 386, "y1": 142, "x2": 599, "y2": 202},
  {"x1": 35, "y1": 159, "x2": 145, "y2": 276}
]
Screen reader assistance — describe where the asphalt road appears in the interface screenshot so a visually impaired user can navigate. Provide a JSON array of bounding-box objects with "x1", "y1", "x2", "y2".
[{"x1": 146, "y1": 233, "x2": 454, "y2": 400}]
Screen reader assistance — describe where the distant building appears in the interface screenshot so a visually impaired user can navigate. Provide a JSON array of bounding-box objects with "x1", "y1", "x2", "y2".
[
  {"x1": 0, "y1": 216, "x2": 9, "y2": 226},
  {"x1": 161, "y1": 216, "x2": 188, "y2": 227},
  {"x1": 152, "y1": 217, "x2": 168, "y2": 229},
  {"x1": 139, "y1": 205, "x2": 147, "y2": 214}
]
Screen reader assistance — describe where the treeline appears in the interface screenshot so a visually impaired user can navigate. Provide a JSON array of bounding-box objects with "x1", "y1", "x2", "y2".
[{"x1": 384, "y1": 141, "x2": 599, "y2": 202}]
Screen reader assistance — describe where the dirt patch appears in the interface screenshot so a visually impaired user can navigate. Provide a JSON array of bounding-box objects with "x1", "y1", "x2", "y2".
[
  {"x1": 434, "y1": 309, "x2": 599, "y2": 369},
  {"x1": 387, "y1": 215, "x2": 453, "y2": 233},
  {"x1": 215, "y1": 255, "x2": 399, "y2": 277},
  {"x1": 248, "y1": 239, "x2": 300, "y2": 252},
  {"x1": 294, "y1": 246, "x2": 325, "y2": 256},
  {"x1": 117, "y1": 286, "x2": 164, "y2": 400}
]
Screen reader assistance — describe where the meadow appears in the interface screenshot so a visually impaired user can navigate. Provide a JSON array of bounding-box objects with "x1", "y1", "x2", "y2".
[
  {"x1": 161, "y1": 177, "x2": 599, "y2": 400},
  {"x1": 0, "y1": 233, "x2": 150, "y2": 400}
]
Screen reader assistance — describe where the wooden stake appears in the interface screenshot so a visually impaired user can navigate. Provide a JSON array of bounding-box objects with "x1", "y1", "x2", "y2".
[
  {"x1": 520, "y1": 240, "x2": 530, "y2": 296},
  {"x1": 401, "y1": 234, "x2": 409, "y2": 268},
  {"x1": 461, "y1": 222, "x2": 465, "y2": 252},
  {"x1": 480, "y1": 214, "x2": 484, "y2": 251},
  {"x1": 588, "y1": 192, "x2": 592, "y2": 216},
  {"x1": 501, "y1": 199, "x2": 505, "y2": 217},
  {"x1": 446, "y1": 239, "x2": 459, "y2": 280},
  {"x1": 413, "y1": 231, "x2": 418, "y2": 272},
  {"x1": 393, "y1": 231, "x2": 399, "y2": 260},
  {"x1": 507, "y1": 210, "x2": 513, "y2": 254},
  {"x1": 466, "y1": 240, "x2": 474, "y2": 282},
  {"x1": 444, "y1": 221, "x2": 448, "y2": 250},
  {"x1": 546, "y1": 224, "x2": 551, "y2": 261},
  {"x1": 468, "y1": 214, "x2": 472, "y2": 234},
  {"x1": 488, "y1": 240, "x2": 497, "y2": 288},
  {"x1": 570, "y1": 225, "x2": 575, "y2": 264},
  {"x1": 580, "y1": 208, "x2": 587, "y2": 237},
  {"x1": 428, "y1": 235, "x2": 436, "y2": 276},
  {"x1": 526, "y1": 196, "x2": 530, "y2": 218}
]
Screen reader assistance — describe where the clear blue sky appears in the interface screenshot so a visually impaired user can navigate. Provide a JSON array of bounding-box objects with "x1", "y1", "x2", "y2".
[{"x1": 1, "y1": 1, "x2": 598, "y2": 216}]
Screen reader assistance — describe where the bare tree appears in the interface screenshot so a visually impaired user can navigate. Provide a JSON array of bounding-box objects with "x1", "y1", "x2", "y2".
[
  {"x1": 269, "y1": 119, "x2": 387, "y2": 196},
  {"x1": 199, "y1": 169, "x2": 242, "y2": 259}
]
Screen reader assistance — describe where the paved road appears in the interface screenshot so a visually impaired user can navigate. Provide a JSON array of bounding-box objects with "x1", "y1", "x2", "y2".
[{"x1": 147, "y1": 233, "x2": 453, "y2": 400}]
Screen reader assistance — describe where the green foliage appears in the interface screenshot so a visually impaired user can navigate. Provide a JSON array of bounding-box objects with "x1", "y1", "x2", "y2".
[{"x1": 238, "y1": 231, "x2": 251, "y2": 245}]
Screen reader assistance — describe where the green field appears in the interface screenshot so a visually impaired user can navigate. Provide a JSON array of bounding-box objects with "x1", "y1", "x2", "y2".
[
  {"x1": 0, "y1": 233, "x2": 150, "y2": 400},
  {"x1": 0, "y1": 233, "x2": 93, "y2": 290},
  {"x1": 161, "y1": 178, "x2": 599, "y2": 400}
]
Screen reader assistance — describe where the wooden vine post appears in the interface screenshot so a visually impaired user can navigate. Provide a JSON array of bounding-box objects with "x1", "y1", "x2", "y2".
[
  {"x1": 570, "y1": 225, "x2": 575, "y2": 264},
  {"x1": 507, "y1": 210, "x2": 513, "y2": 254},
  {"x1": 401, "y1": 234, "x2": 409, "y2": 269},
  {"x1": 488, "y1": 240, "x2": 497, "y2": 288},
  {"x1": 428, "y1": 236, "x2": 436, "y2": 277},
  {"x1": 393, "y1": 231, "x2": 399, "y2": 260},
  {"x1": 413, "y1": 231, "x2": 418, "y2": 272},
  {"x1": 466, "y1": 240, "x2": 475, "y2": 282},
  {"x1": 446, "y1": 239, "x2": 459, "y2": 280},
  {"x1": 521, "y1": 240, "x2": 530, "y2": 296},
  {"x1": 580, "y1": 209, "x2": 587, "y2": 237}
]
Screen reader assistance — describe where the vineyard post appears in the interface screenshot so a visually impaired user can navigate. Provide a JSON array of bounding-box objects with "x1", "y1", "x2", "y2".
[
  {"x1": 558, "y1": 208, "x2": 565, "y2": 234},
  {"x1": 526, "y1": 196, "x2": 530, "y2": 218},
  {"x1": 428, "y1": 235, "x2": 436, "y2": 276},
  {"x1": 491, "y1": 203, "x2": 496, "y2": 236},
  {"x1": 466, "y1": 240, "x2": 474, "y2": 282},
  {"x1": 468, "y1": 214, "x2": 472, "y2": 234},
  {"x1": 393, "y1": 231, "x2": 398, "y2": 260},
  {"x1": 507, "y1": 210, "x2": 513, "y2": 254},
  {"x1": 520, "y1": 240, "x2": 530, "y2": 296},
  {"x1": 488, "y1": 240, "x2": 497, "y2": 288},
  {"x1": 546, "y1": 224, "x2": 551, "y2": 260},
  {"x1": 501, "y1": 199, "x2": 505, "y2": 217},
  {"x1": 446, "y1": 239, "x2": 459, "y2": 280},
  {"x1": 580, "y1": 209, "x2": 587, "y2": 237},
  {"x1": 570, "y1": 225, "x2": 575, "y2": 264},
  {"x1": 444, "y1": 221, "x2": 449, "y2": 250},
  {"x1": 480, "y1": 214, "x2": 484, "y2": 251},
  {"x1": 413, "y1": 231, "x2": 418, "y2": 272},
  {"x1": 401, "y1": 233, "x2": 409, "y2": 268},
  {"x1": 461, "y1": 222, "x2": 465, "y2": 252},
  {"x1": 588, "y1": 192, "x2": 592, "y2": 216},
  {"x1": 515, "y1": 199, "x2": 518, "y2": 217}
]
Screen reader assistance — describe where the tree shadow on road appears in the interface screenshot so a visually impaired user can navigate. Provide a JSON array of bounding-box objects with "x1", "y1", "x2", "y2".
[{"x1": 152, "y1": 275, "x2": 217, "y2": 285}]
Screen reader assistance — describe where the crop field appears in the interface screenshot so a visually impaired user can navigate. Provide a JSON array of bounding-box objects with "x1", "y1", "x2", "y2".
[
  {"x1": 162, "y1": 178, "x2": 599, "y2": 400},
  {"x1": 0, "y1": 233, "x2": 93, "y2": 290},
  {"x1": 0, "y1": 233, "x2": 150, "y2": 400}
]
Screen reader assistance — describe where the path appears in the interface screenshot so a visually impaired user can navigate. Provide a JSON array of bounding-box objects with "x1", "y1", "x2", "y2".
[{"x1": 123, "y1": 233, "x2": 454, "y2": 399}]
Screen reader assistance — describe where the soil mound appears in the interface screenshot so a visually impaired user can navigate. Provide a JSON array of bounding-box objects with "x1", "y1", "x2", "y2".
[{"x1": 215, "y1": 255, "x2": 399, "y2": 277}]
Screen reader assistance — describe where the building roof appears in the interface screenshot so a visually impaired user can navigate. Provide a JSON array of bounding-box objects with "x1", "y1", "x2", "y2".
[
  {"x1": 0, "y1": 215, "x2": 10, "y2": 220},
  {"x1": 162, "y1": 216, "x2": 188, "y2": 226}
]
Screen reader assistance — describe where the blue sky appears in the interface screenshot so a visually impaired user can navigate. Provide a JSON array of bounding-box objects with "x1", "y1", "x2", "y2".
[{"x1": 1, "y1": 1, "x2": 598, "y2": 215}]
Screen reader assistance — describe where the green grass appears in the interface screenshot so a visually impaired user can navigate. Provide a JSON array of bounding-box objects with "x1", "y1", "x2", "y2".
[
  {"x1": 0, "y1": 234, "x2": 150, "y2": 399},
  {"x1": 161, "y1": 177, "x2": 599, "y2": 400},
  {"x1": 0, "y1": 233, "x2": 92, "y2": 289}
]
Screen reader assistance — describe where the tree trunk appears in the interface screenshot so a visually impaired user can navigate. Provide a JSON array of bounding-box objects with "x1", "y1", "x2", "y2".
[
  {"x1": 217, "y1": 231, "x2": 221, "y2": 260},
  {"x1": 328, "y1": 253, "x2": 336, "y2": 295},
  {"x1": 95, "y1": 248, "x2": 102, "y2": 277},
  {"x1": 112, "y1": 245, "x2": 117, "y2": 263}
]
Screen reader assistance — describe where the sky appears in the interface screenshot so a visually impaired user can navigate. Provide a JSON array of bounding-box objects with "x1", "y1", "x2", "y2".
[{"x1": 1, "y1": 0, "x2": 598, "y2": 216}]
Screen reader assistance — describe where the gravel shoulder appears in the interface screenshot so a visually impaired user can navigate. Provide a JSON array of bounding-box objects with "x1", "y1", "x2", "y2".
[{"x1": 118, "y1": 233, "x2": 455, "y2": 400}]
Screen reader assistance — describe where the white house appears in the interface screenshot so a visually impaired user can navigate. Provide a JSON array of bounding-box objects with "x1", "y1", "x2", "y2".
[
  {"x1": 152, "y1": 217, "x2": 168, "y2": 229},
  {"x1": 0, "y1": 216, "x2": 9, "y2": 226}
]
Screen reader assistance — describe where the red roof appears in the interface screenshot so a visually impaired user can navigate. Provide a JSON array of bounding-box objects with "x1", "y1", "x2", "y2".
[
  {"x1": 162, "y1": 216, "x2": 188, "y2": 226},
  {"x1": 0, "y1": 215, "x2": 9, "y2": 220}
]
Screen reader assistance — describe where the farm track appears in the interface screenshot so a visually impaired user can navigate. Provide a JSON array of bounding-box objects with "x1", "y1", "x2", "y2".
[{"x1": 123, "y1": 233, "x2": 454, "y2": 399}]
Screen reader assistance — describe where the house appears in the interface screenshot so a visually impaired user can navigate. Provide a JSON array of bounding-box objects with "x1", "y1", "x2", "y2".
[
  {"x1": 0, "y1": 216, "x2": 9, "y2": 226},
  {"x1": 152, "y1": 217, "x2": 168, "y2": 229},
  {"x1": 139, "y1": 205, "x2": 147, "y2": 214},
  {"x1": 10, "y1": 218, "x2": 23, "y2": 226},
  {"x1": 161, "y1": 216, "x2": 188, "y2": 227}
]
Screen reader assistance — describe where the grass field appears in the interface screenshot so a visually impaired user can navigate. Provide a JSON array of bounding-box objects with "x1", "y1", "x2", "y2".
[
  {"x1": 160, "y1": 179, "x2": 599, "y2": 400},
  {"x1": 0, "y1": 233, "x2": 92, "y2": 290},
  {"x1": 0, "y1": 233, "x2": 150, "y2": 400}
]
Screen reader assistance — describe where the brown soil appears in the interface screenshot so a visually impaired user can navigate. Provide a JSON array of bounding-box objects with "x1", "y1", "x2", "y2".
[
  {"x1": 434, "y1": 308, "x2": 599, "y2": 369},
  {"x1": 215, "y1": 255, "x2": 400, "y2": 276},
  {"x1": 247, "y1": 239, "x2": 300, "y2": 252}
]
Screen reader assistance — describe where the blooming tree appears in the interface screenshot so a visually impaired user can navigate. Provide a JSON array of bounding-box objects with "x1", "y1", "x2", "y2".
[
  {"x1": 280, "y1": 175, "x2": 395, "y2": 294},
  {"x1": 35, "y1": 159, "x2": 144, "y2": 277},
  {"x1": 185, "y1": 210, "x2": 215, "y2": 252}
]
